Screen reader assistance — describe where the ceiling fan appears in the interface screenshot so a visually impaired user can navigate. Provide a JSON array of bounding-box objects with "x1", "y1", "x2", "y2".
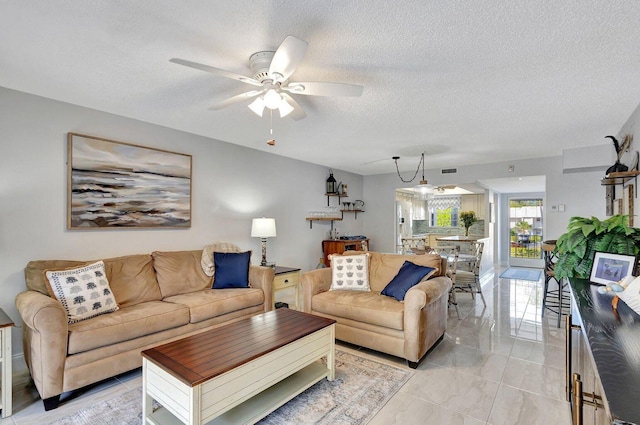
[{"x1": 170, "y1": 35, "x2": 364, "y2": 121}]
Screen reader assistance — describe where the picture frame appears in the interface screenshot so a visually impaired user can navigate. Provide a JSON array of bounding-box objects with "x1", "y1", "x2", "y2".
[
  {"x1": 67, "y1": 133, "x2": 192, "y2": 229},
  {"x1": 589, "y1": 251, "x2": 637, "y2": 285}
]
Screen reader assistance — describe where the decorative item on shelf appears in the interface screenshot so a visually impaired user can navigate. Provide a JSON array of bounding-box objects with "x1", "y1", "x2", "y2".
[
  {"x1": 459, "y1": 210, "x2": 477, "y2": 236},
  {"x1": 554, "y1": 215, "x2": 640, "y2": 281},
  {"x1": 343, "y1": 201, "x2": 351, "y2": 211},
  {"x1": 326, "y1": 169, "x2": 337, "y2": 194},
  {"x1": 353, "y1": 200, "x2": 365, "y2": 211},
  {"x1": 605, "y1": 135, "x2": 630, "y2": 175},
  {"x1": 251, "y1": 217, "x2": 277, "y2": 267}
]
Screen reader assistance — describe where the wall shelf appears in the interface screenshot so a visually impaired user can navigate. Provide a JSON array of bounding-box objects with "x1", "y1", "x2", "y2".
[
  {"x1": 340, "y1": 209, "x2": 364, "y2": 219},
  {"x1": 305, "y1": 217, "x2": 342, "y2": 229},
  {"x1": 601, "y1": 170, "x2": 640, "y2": 196}
]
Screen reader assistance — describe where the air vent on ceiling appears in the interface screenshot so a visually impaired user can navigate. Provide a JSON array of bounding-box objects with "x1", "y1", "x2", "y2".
[{"x1": 441, "y1": 168, "x2": 457, "y2": 174}]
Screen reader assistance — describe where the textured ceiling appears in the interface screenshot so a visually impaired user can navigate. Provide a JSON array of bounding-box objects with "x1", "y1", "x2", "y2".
[{"x1": 2, "y1": 1, "x2": 640, "y2": 176}]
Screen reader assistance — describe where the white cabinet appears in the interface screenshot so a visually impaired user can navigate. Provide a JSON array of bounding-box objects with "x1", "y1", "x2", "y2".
[{"x1": 461, "y1": 194, "x2": 485, "y2": 220}]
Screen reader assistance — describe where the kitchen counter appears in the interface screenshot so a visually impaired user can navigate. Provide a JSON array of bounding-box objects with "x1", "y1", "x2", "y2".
[
  {"x1": 569, "y1": 278, "x2": 640, "y2": 424},
  {"x1": 435, "y1": 235, "x2": 482, "y2": 242}
]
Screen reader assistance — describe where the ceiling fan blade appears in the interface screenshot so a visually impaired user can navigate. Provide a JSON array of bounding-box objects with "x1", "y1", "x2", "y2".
[
  {"x1": 283, "y1": 81, "x2": 363, "y2": 97},
  {"x1": 208, "y1": 90, "x2": 263, "y2": 110},
  {"x1": 268, "y1": 36, "x2": 308, "y2": 82},
  {"x1": 170, "y1": 58, "x2": 262, "y2": 87},
  {"x1": 281, "y1": 93, "x2": 306, "y2": 121}
]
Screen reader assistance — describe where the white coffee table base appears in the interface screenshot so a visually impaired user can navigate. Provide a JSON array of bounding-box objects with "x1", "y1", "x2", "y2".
[{"x1": 143, "y1": 325, "x2": 335, "y2": 425}]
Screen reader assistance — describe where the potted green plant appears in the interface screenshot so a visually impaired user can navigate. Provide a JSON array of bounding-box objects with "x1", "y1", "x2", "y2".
[
  {"x1": 554, "y1": 215, "x2": 640, "y2": 280},
  {"x1": 459, "y1": 210, "x2": 477, "y2": 237}
]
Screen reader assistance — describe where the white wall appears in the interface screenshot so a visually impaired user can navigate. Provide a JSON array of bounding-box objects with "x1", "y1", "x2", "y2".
[{"x1": 0, "y1": 87, "x2": 364, "y2": 358}]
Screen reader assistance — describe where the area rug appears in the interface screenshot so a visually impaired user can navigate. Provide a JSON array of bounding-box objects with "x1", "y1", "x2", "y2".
[
  {"x1": 499, "y1": 267, "x2": 542, "y2": 282},
  {"x1": 45, "y1": 349, "x2": 413, "y2": 425}
]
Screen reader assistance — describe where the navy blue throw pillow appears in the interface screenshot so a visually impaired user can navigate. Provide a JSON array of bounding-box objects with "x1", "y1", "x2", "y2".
[
  {"x1": 381, "y1": 261, "x2": 436, "y2": 301},
  {"x1": 212, "y1": 251, "x2": 251, "y2": 289}
]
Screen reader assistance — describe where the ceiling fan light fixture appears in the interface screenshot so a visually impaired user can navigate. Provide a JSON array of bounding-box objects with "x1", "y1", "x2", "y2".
[
  {"x1": 248, "y1": 96, "x2": 265, "y2": 116},
  {"x1": 263, "y1": 89, "x2": 282, "y2": 109},
  {"x1": 278, "y1": 98, "x2": 294, "y2": 118}
]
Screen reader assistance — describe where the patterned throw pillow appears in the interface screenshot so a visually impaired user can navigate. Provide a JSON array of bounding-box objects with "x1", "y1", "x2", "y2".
[
  {"x1": 330, "y1": 253, "x2": 370, "y2": 291},
  {"x1": 45, "y1": 260, "x2": 119, "y2": 324}
]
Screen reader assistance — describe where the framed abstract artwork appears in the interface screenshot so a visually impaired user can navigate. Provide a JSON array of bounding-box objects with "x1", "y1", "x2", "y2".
[{"x1": 67, "y1": 133, "x2": 192, "y2": 229}]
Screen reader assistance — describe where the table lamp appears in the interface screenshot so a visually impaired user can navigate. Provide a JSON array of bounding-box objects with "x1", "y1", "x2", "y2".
[{"x1": 251, "y1": 217, "x2": 277, "y2": 266}]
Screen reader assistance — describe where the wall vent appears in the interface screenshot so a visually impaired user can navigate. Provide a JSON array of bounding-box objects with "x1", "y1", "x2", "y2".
[{"x1": 441, "y1": 168, "x2": 457, "y2": 174}]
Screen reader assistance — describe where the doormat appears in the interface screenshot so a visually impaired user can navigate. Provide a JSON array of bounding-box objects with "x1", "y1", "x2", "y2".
[
  {"x1": 499, "y1": 267, "x2": 542, "y2": 282},
  {"x1": 44, "y1": 349, "x2": 413, "y2": 425}
]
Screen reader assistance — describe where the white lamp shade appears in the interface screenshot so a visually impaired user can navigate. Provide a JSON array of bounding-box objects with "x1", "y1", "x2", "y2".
[
  {"x1": 278, "y1": 98, "x2": 294, "y2": 118},
  {"x1": 248, "y1": 96, "x2": 265, "y2": 116},
  {"x1": 251, "y1": 218, "x2": 277, "y2": 238}
]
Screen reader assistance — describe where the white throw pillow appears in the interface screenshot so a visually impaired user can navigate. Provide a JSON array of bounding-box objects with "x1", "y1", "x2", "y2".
[
  {"x1": 45, "y1": 260, "x2": 119, "y2": 324},
  {"x1": 330, "y1": 253, "x2": 370, "y2": 291}
]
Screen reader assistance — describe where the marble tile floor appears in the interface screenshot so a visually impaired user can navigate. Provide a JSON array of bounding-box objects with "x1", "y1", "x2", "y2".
[{"x1": 1, "y1": 268, "x2": 571, "y2": 425}]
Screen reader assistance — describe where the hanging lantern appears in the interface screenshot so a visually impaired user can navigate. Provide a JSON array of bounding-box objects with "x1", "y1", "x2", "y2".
[{"x1": 326, "y1": 169, "x2": 337, "y2": 194}]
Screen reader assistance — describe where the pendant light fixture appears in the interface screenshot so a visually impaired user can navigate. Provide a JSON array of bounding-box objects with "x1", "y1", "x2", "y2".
[{"x1": 393, "y1": 152, "x2": 430, "y2": 188}]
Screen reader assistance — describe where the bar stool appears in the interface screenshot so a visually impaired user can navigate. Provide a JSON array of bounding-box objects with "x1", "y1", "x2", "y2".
[{"x1": 541, "y1": 240, "x2": 569, "y2": 327}]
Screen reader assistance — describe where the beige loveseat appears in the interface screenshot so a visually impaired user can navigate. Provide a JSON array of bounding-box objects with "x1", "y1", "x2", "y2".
[
  {"x1": 302, "y1": 251, "x2": 451, "y2": 368},
  {"x1": 15, "y1": 249, "x2": 274, "y2": 410}
]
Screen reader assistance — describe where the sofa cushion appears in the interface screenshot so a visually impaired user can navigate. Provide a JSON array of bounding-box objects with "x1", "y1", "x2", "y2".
[
  {"x1": 26, "y1": 260, "x2": 87, "y2": 295},
  {"x1": 67, "y1": 300, "x2": 190, "y2": 354},
  {"x1": 368, "y1": 252, "x2": 443, "y2": 292},
  {"x1": 330, "y1": 253, "x2": 370, "y2": 291},
  {"x1": 102, "y1": 254, "x2": 162, "y2": 307},
  {"x1": 213, "y1": 251, "x2": 251, "y2": 289},
  {"x1": 312, "y1": 290, "x2": 405, "y2": 331},
  {"x1": 45, "y1": 261, "x2": 119, "y2": 324},
  {"x1": 382, "y1": 261, "x2": 437, "y2": 301},
  {"x1": 152, "y1": 250, "x2": 212, "y2": 298},
  {"x1": 163, "y1": 288, "x2": 264, "y2": 323}
]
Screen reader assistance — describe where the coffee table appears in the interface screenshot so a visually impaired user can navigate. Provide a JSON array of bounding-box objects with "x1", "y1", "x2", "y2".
[{"x1": 141, "y1": 308, "x2": 336, "y2": 425}]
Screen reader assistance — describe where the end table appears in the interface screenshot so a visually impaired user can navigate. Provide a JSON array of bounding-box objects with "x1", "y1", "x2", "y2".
[
  {"x1": 0, "y1": 309, "x2": 14, "y2": 418},
  {"x1": 273, "y1": 266, "x2": 301, "y2": 310}
]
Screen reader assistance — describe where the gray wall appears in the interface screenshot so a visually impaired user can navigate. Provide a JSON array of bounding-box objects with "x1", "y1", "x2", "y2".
[{"x1": 0, "y1": 87, "x2": 364, "y2": 360}]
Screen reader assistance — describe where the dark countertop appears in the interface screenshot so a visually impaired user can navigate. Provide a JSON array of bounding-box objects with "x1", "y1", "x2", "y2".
[{"x1": 569, "y1": 278, "x2": 640, "y2": 424}]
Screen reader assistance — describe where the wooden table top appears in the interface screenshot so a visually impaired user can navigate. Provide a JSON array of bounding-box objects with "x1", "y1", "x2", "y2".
[
  {"x1": 0, "y1": 309, "x2": 14, "y2": 328},
  {"x1": 141, "y1": 309, "x2": 335, "y2": 387}
]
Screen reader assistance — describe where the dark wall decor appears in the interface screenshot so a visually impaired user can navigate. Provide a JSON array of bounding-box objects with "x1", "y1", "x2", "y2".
[{"x1": 67, "y1": 133, "x2": 192, "y2": 229}]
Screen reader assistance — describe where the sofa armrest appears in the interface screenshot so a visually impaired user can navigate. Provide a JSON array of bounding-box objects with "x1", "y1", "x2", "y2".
[
  {"x1": 249, "y1": 265, "x2": 275, "y2": 312},
  {"x1": 301, "y1": 268, "x2": 332, "y2": 313},
  {"x1": 403, "y1": 276, "x2": 452, "y2": 361},
  {"x1": 15, "y1": 290, "x2": 68, "y2": 399}
]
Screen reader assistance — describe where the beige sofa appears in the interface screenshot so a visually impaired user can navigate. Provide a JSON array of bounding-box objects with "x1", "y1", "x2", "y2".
[
  {"x1": 302, "y1": 251, "x2": 451, "y2": 368},
  {"x1": 15, "y1": 249, "x2": 274, "y2": 410}
]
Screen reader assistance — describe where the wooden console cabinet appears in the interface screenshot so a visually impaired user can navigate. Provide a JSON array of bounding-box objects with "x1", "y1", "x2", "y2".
[{"x1": 322, "y1": 239, "x2": 368, "y2": 267}]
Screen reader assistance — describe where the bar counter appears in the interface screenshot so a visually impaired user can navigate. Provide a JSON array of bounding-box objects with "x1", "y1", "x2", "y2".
[{"x1": 569, "y1": 278, "x2": 640, "y2": 424}]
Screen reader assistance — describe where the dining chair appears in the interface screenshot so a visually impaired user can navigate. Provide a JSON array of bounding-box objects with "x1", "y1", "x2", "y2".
[
  {"x1": 541, "y1": 240, "x2": 569, "y2": 327},
  {"x1": 452, "y1": 241, "x2": 486, "y2": 306},
  {"x1": 430, "y1": 245, "x2": 461, "y2": 319}
]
